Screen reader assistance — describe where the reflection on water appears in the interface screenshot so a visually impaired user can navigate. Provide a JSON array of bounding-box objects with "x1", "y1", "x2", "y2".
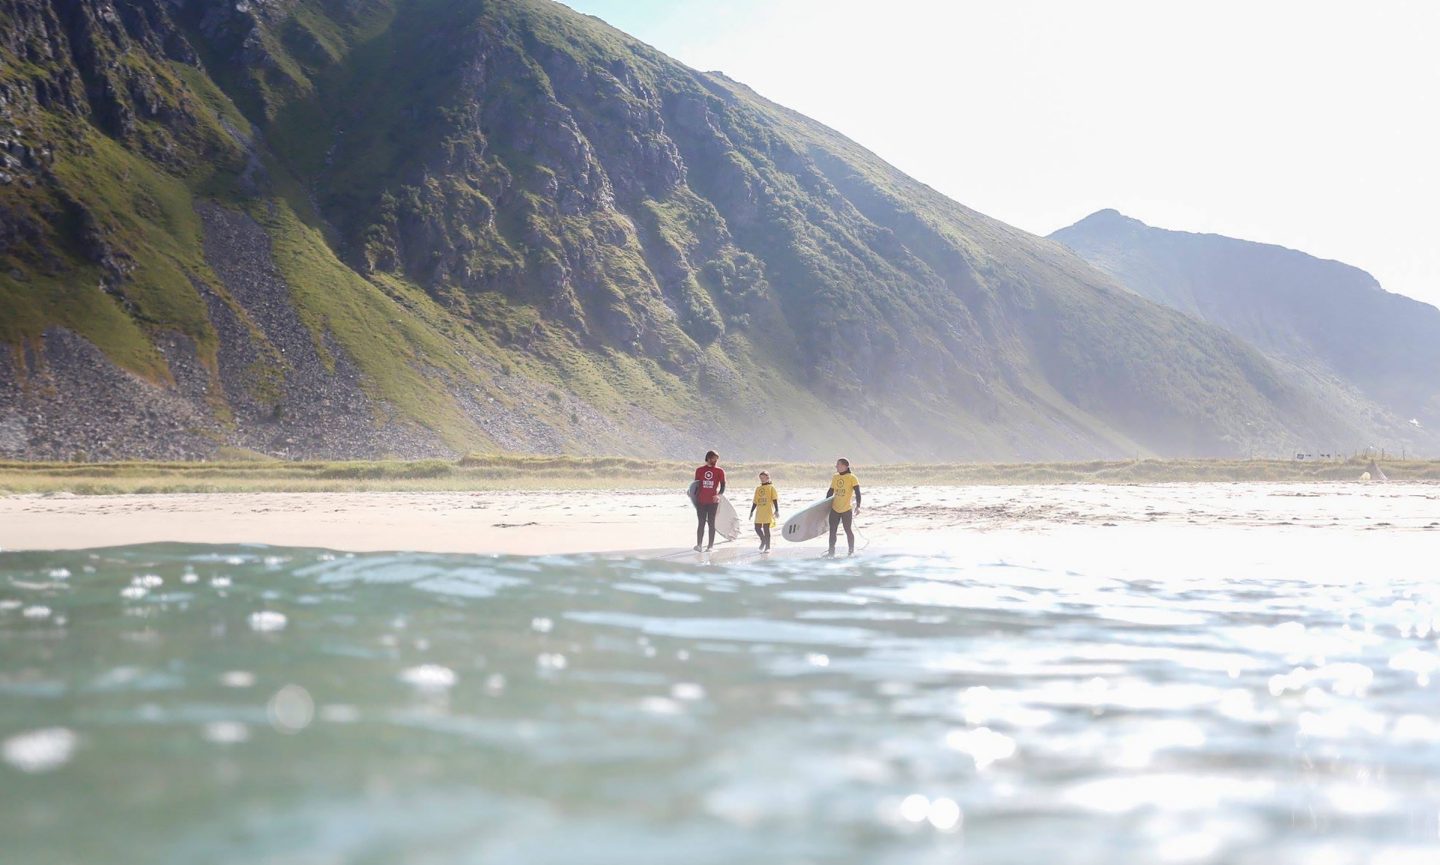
[{"x1": 2, "y1": 544, "x2": 1439, "y2": 864}]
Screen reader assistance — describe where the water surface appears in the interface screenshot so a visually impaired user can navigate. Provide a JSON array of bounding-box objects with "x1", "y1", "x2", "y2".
[{"x1": 2, "y1": 544, "x2": 1438, "y2": 864}]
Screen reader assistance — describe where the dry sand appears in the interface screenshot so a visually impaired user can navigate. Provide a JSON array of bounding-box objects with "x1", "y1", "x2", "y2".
[{"x1": 2, "y1": 483, "x2": 1436, "y2": 572}]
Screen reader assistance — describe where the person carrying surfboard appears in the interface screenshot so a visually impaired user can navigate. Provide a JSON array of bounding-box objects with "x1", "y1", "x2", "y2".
[
  {"x1": 693, "y1": 451, "x2": 726, "y2": 552},
  {"x1": 823, "y1": 458, "x2": 861, "y2": 557},
  {"x1": 749, "y1": 471, "x2": 780, "y2": 553}
]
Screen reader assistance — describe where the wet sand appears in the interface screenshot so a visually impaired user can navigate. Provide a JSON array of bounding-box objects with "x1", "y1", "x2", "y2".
[{"x1": 1, "y1": 483, "x2": 1434, "y2": 564}]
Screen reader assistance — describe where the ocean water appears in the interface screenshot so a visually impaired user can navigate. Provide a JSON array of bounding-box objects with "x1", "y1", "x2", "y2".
[{"x1": 2, "y1": 543, "x2": 1439, "y2": 865}]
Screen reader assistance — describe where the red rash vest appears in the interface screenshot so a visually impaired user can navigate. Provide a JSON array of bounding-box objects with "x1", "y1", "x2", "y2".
[{"x1": 694, "y1": 465, "x2": 725, "y2": 504}]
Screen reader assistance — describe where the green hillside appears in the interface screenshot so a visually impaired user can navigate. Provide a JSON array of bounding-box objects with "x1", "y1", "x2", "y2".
[{"x1": 0, "y1": 0, "x2": 1394, "y2": 460}]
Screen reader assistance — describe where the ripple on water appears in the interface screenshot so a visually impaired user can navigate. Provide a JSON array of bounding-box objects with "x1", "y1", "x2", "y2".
[
  {"x1": 3, "y1": 728, "x2": 79, "y2": 773},
  {"x1": 896, "y1": 794, "x2": 963, "y2": 832},
  {"x1": 201, "y1": 721, "x2": 249, "y2": 745},
  {"x1": 247, "y1": 611, "x2": 287, "y2": 632},
  {"x1": 944, "y1": 727, "x2": 1017, "y2": 770},
  {"x1": 219, "y1": 670, "x2": 256, "y2": 688},
  {"x1": 564, "y1": 611, "x2": 876, "y2": 647},
  {"x1": 5, "y1": 543, "x2": 1440, "y2": 863},
  {"x1": 399, "y1": 664, "x2": 458, "y2": 690},
  {"x1": 319, "y1": 704, "x2": 361, "y2": 724},
  {"x1": 670, "y1": 682, "x2": 705, "y2": 701}
]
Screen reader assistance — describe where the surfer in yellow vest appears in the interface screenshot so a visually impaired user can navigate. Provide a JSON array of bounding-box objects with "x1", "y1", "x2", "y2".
[
  {"x1": 823, "y1": 458, "x2": 861, "y2": 557},
  {"x1": 749, "y1": 471, "x2": 780, "y2": 553},
  {"x1": 693, "y1": 450, "x2": 726, "y2": 552}
]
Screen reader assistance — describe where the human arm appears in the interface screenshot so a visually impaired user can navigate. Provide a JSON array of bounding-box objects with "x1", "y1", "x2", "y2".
[{"x1": 853, "y1": 485, "x2": 861, "y2": 515}]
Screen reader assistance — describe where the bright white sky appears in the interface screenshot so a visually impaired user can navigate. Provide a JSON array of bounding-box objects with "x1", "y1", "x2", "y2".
[{"x1": 560, "y1": 0, "x2": 1440, "y2": 307}]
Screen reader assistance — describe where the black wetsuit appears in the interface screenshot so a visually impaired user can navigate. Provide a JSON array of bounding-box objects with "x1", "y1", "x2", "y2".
[
  {"x1": 696, "y1": 502, "x2": 718, "y2": 549},
  {"x1": 827, "y1": 509, "x2": 854, "y2": 554}
]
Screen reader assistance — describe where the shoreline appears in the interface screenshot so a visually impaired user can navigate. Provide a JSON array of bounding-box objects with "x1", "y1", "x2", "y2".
[
  {"x1": 1, "y1": 456, "x2": 1436, "y2": 497},
  {"x1": 2, "y1": 482, "x2": 1434, "y2": 557}
]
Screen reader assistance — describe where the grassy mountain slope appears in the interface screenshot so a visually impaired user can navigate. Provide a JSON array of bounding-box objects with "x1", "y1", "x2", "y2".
[
  {"x1": 1052, "y1": 209, "x2": 1440, "y2": 451},
  {"x1": 0, "y1": 0, "x2": 1395, "y2": 459}
]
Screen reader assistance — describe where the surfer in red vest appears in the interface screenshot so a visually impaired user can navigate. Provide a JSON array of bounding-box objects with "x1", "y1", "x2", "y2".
[{"x1": 694, "y1": 450, "x2": 726, "y2": 551}]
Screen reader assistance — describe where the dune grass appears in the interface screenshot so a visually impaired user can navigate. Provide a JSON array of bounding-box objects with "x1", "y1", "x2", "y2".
[{"x1": 0, "y1": 455, "x2": 1435, "y2": 495}]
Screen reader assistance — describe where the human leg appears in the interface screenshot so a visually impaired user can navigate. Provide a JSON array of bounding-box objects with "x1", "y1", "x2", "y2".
[
  {"x1": 704, "y1": 503, "x2": 718, "y2": 549},
  {"x1": 827, "y1": 509, "x2": 841, "y2": 554},
  {"x1": 841, "y1": 510, "x2": 855, "y2": 554}
]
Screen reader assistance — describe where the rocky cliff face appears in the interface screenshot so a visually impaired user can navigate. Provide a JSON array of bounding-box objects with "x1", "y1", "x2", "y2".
[
  {"x1": 0, "y1": 0, "x2": 1406, "y2": 460},
  {"x1": 1053, "y1": 210, "x2": 1440, "y2": 452}
]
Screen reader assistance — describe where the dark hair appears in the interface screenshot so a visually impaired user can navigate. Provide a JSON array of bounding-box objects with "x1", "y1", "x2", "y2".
[
  {"x1": 837, "y1": 457, "x2": 850, "y2": 467},
  {"x1": 704, "y1": 450, "x2": 718, "y2": 462}
]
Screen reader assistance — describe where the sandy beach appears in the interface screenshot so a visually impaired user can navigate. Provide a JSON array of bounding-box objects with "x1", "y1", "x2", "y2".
[{"x1": 2, "y1": 482, "x2": 1435, "y2": 567}]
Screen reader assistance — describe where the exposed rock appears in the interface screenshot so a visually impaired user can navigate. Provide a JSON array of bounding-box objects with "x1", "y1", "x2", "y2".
[
  {"x1": 0, "y1": 328, "x2": 217, "y2": 460},
  {"x1": 195, "y1": 203, "x2": 450, "y2": 459}
]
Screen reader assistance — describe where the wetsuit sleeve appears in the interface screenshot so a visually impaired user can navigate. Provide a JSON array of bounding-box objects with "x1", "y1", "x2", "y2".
[
  {"x1": 853, "y1": 484, "x2": 861, "y2": 510},
  {"x1": 718, "y1": 469, "x2": 726, "y2": 496}
]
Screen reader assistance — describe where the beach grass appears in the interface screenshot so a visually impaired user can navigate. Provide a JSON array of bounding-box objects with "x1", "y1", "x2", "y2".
[{"x1": 0, "y1": 455, "x2": 1435, "y2": 495}]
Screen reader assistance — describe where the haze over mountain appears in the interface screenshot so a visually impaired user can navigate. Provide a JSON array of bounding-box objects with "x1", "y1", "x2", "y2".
[
  {"x1": 0, "y1": 0, "x2": 1412, "y2": 460},
  {"x1": 1053, "y1": 210, "x2": 1440, "y2": 454}
]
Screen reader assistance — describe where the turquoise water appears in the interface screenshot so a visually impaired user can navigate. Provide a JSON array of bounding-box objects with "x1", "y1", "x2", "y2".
[{"x1": 3, "y1": 544, "x2": 1439, "y2": 864}]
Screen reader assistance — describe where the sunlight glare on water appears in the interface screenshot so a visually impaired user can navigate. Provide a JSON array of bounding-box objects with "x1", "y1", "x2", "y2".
[{"x1": 2, "y1": 543, "x2": 1439, "y2": 864}]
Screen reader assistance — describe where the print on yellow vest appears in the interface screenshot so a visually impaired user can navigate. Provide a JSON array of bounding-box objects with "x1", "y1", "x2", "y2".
[
  {"x1": 753, "y1": 482, "x2": 779, "y2": 526},
  {"x1": 830, "y1": 472, "x2": 859, "y2": 512}
]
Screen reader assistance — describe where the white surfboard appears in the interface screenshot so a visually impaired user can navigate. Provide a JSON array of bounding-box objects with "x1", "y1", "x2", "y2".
[
  {"x1": 713, "y1": 495, "x2": 741, "y2": 541},
  {"x1": 688, "y1": 480, "x2": 742, "y2": 542},
  {"x1": 781, "y1": 496, "x2": 834, "y2": 543}
]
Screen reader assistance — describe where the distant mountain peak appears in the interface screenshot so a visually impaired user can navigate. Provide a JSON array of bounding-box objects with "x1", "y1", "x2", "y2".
[
  {"x1": 1070, "y1": 209, "x2": 1147, "y2": 230},
  {"x1": 1050, "y1": 211, "x2": 1440, "y2": 441}
]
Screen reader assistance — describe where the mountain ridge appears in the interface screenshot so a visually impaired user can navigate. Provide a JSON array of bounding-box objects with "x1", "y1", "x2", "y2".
[
  {"x1": 0, "y1": 0, "x2": 1415, "y2": 459},
  {"x1": 1063, "y1": 208, "x2": 1392, "y2": 289},
  {"x1": 1052, "y1": 209, "x2": 1440, "y2": 451}
]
